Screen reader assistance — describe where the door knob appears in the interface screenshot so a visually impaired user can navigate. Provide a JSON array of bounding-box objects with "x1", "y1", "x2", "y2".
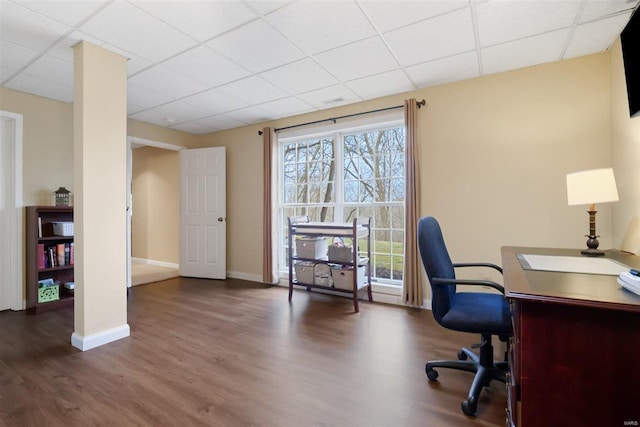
[{"x1": 218, "y1": 217, "x2": 224, "y2": 222}]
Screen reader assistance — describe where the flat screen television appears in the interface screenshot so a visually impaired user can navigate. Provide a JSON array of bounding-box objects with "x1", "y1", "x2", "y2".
[{"x1": 621, "y1": 9, "x2": 640, "y2": 118}]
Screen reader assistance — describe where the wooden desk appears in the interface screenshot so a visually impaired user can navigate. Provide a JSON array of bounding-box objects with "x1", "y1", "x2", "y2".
[{"x1": 502, "y1": 247, "x2": 640, "y2": 427}]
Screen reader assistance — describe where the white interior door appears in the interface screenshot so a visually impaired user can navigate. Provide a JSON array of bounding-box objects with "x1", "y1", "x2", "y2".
[
  {"x1": 0, "y1": 111, "x2": 23, "y2": 311},
  {"x1": 180, "y1": 147, "x2": 226, "y2": 279}
]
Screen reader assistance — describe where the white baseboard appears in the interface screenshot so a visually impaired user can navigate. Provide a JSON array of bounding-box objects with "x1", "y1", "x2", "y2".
[
  {"x1": 131, "y1": 257, "x2": 178, "y2": 269},
  {"x1": 227, "y1": 270, "x2": 263, "y2": 283},
  {"x1": 71, "y1": 324, "x2": 130, "y2": 351}
]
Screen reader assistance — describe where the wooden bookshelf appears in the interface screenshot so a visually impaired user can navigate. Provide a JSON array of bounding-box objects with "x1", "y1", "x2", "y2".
[{"x1": 25, "y1": 206, "x2": 74, "y2": 314}]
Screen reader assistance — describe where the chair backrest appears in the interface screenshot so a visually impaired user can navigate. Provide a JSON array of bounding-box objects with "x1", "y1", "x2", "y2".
[{"x1": 417, "y1": 216, "x2": 456, "y2": 324}]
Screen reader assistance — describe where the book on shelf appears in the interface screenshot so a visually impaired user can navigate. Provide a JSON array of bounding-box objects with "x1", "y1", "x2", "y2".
[
  {"x1": 37, "y1": 244, "x2": 45, "y2": 269},
  {"x1": 64, "y1": 243, "x2": 70, "y2": 265},
  {"x1": 48, "y1": 246, "x2": 55, "y2": 268},
  {"x1": 57, "y1": 243, "x2": 65, "y2": 266},
  {"x1": 70, "y1": 242, "x2": 74, "y2": 265},
  {"x1": 38, "y1": 216, "x2": 42, "y2": 238}
]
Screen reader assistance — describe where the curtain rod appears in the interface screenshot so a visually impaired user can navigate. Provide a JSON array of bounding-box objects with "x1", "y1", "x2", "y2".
[{"x1": 258, "y1": 99, "x2": 426, "y2": 135}]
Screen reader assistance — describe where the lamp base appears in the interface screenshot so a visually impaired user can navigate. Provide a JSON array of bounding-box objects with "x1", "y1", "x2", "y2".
[
  {"x1": 581, "y1": 248, "x2": 605, "y2": 257},
  {"x1": 582, "y1": 233, "x2": 604, "y2": 257}
]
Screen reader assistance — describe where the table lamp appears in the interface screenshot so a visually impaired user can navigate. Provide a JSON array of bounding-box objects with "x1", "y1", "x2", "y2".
[{"x1": 566, "y1": 168, "x2": 619, "y2": 256}]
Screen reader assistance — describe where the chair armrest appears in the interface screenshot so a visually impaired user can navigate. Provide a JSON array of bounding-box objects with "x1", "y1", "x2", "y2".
[
  {"x1": 432, "y1": 277, "x2": 506, "y2": 294},
  {"x1": 453, "y1": 263, "x2": 503, "y2": 274}
]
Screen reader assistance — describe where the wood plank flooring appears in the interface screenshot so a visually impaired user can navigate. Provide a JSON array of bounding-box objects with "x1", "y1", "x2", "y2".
[{"x1": 0, "y1": 278, "x2": 506, "y2": 426}]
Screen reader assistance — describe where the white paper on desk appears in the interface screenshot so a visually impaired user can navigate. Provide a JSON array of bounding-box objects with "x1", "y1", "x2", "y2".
[{"x1": 518, "y1": 254, "x2": 631, "y2": 276}]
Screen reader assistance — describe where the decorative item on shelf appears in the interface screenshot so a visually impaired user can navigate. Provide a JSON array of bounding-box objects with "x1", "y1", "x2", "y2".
[
  {"x1": 53, "y1": 187, "x2": 71, "y2": 206},
  {"x1": 566, "y1": 168, "x2": 619, "y2": 256}
]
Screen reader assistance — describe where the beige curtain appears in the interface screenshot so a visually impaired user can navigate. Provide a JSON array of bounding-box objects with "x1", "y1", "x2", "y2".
[
  {"x1": 262, "y1": 127, "x2": 278, "y2": 284},
  {"x1": 402, "y1": 99, "x2": 423, "y2": 306}
]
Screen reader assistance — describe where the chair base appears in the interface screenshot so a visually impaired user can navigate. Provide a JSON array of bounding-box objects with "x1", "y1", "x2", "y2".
[{"x1": 425, "y1": 335, "x2": 508, "y2": 416}]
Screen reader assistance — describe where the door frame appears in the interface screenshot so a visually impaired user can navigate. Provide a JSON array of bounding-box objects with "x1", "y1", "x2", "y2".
[
  {"x1": 1, "y1": 110, "x2": 24, "y2": 310},
  {"x1": 126, "y1": 136, "x2": 184, "y2": 288}
]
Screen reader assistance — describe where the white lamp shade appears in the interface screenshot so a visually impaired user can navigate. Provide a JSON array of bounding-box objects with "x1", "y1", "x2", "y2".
[{"x1": 566, "y1": 168, "x2": 619, "y2": 206}]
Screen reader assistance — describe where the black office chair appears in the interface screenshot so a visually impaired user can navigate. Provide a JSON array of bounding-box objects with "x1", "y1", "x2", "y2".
[{"x1": 417, "y1": 216, "x2": 512, "y2": 416}]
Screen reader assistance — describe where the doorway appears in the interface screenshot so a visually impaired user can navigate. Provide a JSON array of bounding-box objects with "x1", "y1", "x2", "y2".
[
  {"x1": 126, "y1": 137, "x2": 183, "y2": 287},
  {"x1": 0, "y1": 110, "x2": 23, "y2": 311}
]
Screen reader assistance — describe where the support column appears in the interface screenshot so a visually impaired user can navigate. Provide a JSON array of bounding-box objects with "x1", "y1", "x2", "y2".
[{"x1": 72, "y1": 41, "x2": 129, "y2": 351}]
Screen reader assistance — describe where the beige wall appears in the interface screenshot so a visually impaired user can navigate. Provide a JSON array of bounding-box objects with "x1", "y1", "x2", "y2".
[
  {"x1": 131, "y1": 146, "x2": 179, "y2": 264},
  {"x1": 0, "y1": 87, "x2": 195, "y2": 205},
  {"x1": 610, "y1": 38, "x2": 640, "y2": 249},
  {"x1": 0, "y1": 87, "x2": 74, "y2": 205},
  {"x1": 196, "y1": 52, "x2": 614, "y2": 285}
]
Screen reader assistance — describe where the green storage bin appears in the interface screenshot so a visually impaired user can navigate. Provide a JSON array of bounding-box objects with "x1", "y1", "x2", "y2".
[{"x1": 38, "y1": 285, "x2": 59, "y2": 303}]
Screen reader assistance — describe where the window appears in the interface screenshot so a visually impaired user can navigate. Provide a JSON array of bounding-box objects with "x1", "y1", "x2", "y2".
[{"x1": 279, "y1": 118, "x2": 406, "y2": 285}]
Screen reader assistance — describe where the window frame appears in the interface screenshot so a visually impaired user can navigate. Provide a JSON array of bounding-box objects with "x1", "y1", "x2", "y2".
[{"x1": 277, "y1": 112, "x2": 406, "y2": 289}]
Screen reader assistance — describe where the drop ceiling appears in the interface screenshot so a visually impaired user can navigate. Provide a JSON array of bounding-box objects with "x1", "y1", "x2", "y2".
[{"x1": 1, "y1": 0, "x2": 638, "y2": 135}]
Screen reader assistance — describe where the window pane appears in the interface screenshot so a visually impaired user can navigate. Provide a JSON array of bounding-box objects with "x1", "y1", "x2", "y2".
[
  {"x1": 283, "y1": 144, "x2": 296, "y2": 163},
  {"x1": 284, "y1": 164, "x2": 296, "y2": 185},
  {"x1": 344, "y1": 180, "x2": 358, "y2": 203},
  {"x1": 391, "y1": 178, "x2": 404, "y2": 201},
  {"x1": 296, "y1": 184, "x2": 308, "y2": 203},
  {"x1": 392, "y1": 205, "x2": 404, "y2": 229},
  {"x1": 284, "y1": 185, "x2": 296, "y2": 204},
  {"x1": 297, "y1": 145, "x2": 307, "y2": 162}
]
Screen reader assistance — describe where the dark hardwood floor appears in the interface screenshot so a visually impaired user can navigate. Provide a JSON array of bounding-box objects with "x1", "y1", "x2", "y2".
[{"x1": 0, "y1": 278, "x2": 506, "y2": 426}]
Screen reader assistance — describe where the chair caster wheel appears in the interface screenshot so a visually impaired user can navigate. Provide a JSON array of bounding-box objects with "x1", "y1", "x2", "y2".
[
  {"x1": 457, "y1": 350, "x2": 468, "y2": 360},
  {"x1": 425, "y1": 365, "x2": 439, "y2": 381},
  {"x1": 461, "y1": 397, "x2": 477, "y2": 416}
]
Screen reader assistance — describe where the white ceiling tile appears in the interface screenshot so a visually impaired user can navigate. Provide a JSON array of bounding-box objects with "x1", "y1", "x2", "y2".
[
  {"x1": 196, "y1": 115, "x2": 248, "y2": 131},
  {"x1": 1, "y1": 67, "x2": 18, "y2": 82},
  {"x1": 565, "y1": 12, "x2": 633, "y2": 59},
  {"x1": 297, "y1": 84, "x2": 361, "y2": 108},
  {"x1": 257, "y1": 97, "x2": 315, "y2": 118},
  {"x1": 130, "y1": 0, "x2": 257, "y2": 42},
  {"x1": 217, "y1": 75, "x2": 289, "y2": 104},
  {"x1": 128, "y1": 109, "x2": 172, "y2": 127},
  {"x1": 127, "y1": 83, "x2": 175, "y2": 112},
  {"x1": 406, "y1": 51, "x2": 479, "y2": 88},
  {"x1": 384, "y1": 8, "x2": 475, "y2": 66},
  {"x1": 169, "y1": 121, "x2": 217, "y2": 135},
  {"x1": 23, "y1": 54, "x2": 73, "y2": 86},
  {"x1": 47, "y1": 31, "x2": 107, "y2": 63},
  {"x1": 245, "y1": 0, "x2": 295, "y2": 15},
  {"x1": 0, "y1": 39, "x2": 39, "y2": 76},
  {"x1": 358, "y1": 0, "x2": 469, "y2": 33},
  {"x1": 266, "y1": 1, "x2": 376, "y2": 54},
  {"x1": 476, "y1": 0, "x2": 581, "y2": 47},
  {"x1": 482, "y1": 29, "x2": 571, "y2": 76},
  {"x1": 207, "y1": 19, "x2": 305, "y2": 73},
  {"x1": 345, "y1": 70, "x2": 414, "y2": 100},
  {"x1": 0, "y1": 1, "x2": 71, "y2": 51},
  {"x1": 221, "y1": 106, "x2": 275, "y2": 124},
  {"x1": 79, "y1": 1, "x2": 198, "y2": 62},
  {"x1": 132, "y1": 100, "x2": 211, "y2": 125},
  {"x1": 180, "y1": 88, "x2": 249, "y2": 115},
  {"x1": 5, "y1": 73, "x2": 73, "y2": 102},
  {"x1": 260, "y1": 58, "x2": 338, "y2": 94},
  {"x1": 11, "y1": 0, "x2": 108, "y2": 27},
  {"x1": 128, "y1": 66, "x2": 208, "y2": 100},
  {"x1": 315, "y1": 37, "x2": 399, "y2": 82},
  {"x1": 101, "y1": 44, "x2": 154, "y2": 76},
  {"x1": 580, "y1": 0, "x2": 639, "y2": 23},
  {"x1": 162, "y1": 46, "x2": 250, "y2": 87}
]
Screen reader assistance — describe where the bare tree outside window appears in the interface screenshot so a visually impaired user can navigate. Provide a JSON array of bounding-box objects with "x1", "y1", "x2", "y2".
[{"x1": 281, "y1": 124, "x2": 405, "y2": 284}]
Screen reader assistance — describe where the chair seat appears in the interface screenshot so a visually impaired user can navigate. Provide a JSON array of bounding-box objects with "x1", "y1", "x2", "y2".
[{"x1": 440, "y1": 292, "x2": 512, "y2": 335}]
